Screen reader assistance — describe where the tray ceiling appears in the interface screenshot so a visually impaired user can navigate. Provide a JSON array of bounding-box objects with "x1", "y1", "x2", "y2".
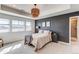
[{"x1": 0, "y1": 4, "x2": 79, "y2": 20}]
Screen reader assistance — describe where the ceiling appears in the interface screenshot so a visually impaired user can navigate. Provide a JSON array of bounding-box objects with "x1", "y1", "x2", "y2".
[
  {"x1": 6, "y1": 4, "x2": 63, "y2": 13},
  {"x1": 1, "y1": 4, "x2": 79, "y2": 20}
]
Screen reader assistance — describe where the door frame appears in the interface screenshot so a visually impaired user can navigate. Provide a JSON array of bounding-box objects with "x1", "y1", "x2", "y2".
[{"x1": 69, "y1": 16, "x2": 79, "y2": 45}]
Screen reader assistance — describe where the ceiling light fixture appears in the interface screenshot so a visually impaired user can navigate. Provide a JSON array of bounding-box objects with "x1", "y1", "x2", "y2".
[{"x1": 31, "y1": 4, "x2": 40, "y2": 17}]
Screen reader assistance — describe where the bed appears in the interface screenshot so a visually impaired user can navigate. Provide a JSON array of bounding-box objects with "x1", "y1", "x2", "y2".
[{"x1": 31, "y1": 30, "x2": 52, "y2": 51}]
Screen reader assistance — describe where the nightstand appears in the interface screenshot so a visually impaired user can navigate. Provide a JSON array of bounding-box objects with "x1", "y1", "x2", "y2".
[
  {"x1": 51, "y1": 32, "x2": 58, "y2": 43},
  {"x1": 24, "y1": 35, "x2": 32, "y2": 45}
]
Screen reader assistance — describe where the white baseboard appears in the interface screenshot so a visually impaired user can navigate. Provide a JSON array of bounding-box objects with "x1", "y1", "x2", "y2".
[
  {"x1": 58, "y1": 41, "x2": 71, "y2": 46},
  {"x1": 4, "y1": 40, "x2": 23, "y2": 45}
]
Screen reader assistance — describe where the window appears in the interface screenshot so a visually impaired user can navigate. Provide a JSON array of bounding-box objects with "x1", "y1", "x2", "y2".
[
  {"x1": 0, "y1": 18, "x2": 10, "y2": 33},
  {"x1": 12, "y1": 20, "x2": 25, "y2": 32},
  {"x1": 26, "y1": 22, "x2": 32, "y2": 31}
]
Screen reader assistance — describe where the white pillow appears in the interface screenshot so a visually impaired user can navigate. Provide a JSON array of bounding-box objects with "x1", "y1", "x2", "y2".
[
  {"x1": 44, "y1": 30, "x2": 50, "y2": 33},
  {"x1": 39, "y1": 30, "x2": 43, "y2": 33}
]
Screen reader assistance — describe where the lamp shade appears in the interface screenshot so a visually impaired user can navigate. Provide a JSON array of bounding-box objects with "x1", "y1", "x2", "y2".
[{"x1": 31, "y1": 4, "x2": 40, "y2": 17}]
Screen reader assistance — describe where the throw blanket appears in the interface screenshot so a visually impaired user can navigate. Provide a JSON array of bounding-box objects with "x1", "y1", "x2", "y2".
[{"x1": 31, "y1": 32, "x2": 52, "y2": 51}]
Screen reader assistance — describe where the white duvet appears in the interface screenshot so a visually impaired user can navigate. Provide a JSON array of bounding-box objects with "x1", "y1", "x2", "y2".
[{"x1": 31, "y1": 32, "x2": 52, "y2": 51}]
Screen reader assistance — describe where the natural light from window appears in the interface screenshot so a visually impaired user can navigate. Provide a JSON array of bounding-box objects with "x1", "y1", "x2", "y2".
[
  {"x1": 12, "y1": 20, "x2": 25, "y2": 32},
  {"x1": 0, "y1": 46, "x2": 12, "y2": 54},
  {"x1": 0, "y1": 18, "x2": 32, "y2": 33},
  {"x1": 26, "y1": 22, "x2": 32, "y2": 31},
  {"x1": 0, "y1": 44, "x2": 22, "y2": 54},
  {"x1": 0, "y1": 18, "x2": 10, "y2": 33}
]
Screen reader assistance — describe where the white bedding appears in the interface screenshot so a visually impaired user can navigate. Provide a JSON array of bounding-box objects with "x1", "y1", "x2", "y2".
[{"x1": 31, "y1": 31, "x2": 52, "y2": 51}]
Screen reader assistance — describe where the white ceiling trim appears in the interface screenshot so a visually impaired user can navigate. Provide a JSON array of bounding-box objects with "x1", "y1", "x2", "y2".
[
  {"x1": 0, "y1": 10, "x2": 35, "y2": 20},
  {"x1": 35, "y1": 4, "x2": 79, "y2": 20},
  {"x1": 39, "y1": 4, "x2": 71, "y2": 17}
]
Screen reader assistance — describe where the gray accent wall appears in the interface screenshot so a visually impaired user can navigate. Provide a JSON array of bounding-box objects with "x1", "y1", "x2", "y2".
[{"x1": 35, "y1": 11, "x2": 79, "y2": 43}]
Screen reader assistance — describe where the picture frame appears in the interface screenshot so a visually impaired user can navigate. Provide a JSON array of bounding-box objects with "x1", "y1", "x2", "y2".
[
  {"x1": 42, "y1": 22, "x2": 45, "y2": 27},
  {"x1": 46, "y1": 21, "x2": 50, "y2": 27}
]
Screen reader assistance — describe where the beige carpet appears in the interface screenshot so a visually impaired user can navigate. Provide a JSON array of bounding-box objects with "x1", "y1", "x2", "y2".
[{"x1": 0, "y1": 40, "x2": 79, "y2": 54}]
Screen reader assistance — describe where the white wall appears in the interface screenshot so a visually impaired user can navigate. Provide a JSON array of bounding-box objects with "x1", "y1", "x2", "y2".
[
  {"x1": 77, "y1": 16, "x2": 79, "y2": 41},
  {"x1": 0, "y1": 13, "x2": 35, "y2": 44},
  {"x1": 0, "y1": 32, "x2": 32, "y2": 44}
]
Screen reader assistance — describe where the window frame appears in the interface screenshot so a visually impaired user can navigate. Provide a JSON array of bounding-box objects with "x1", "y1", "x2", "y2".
[
  {"x1": 0, "y1": 18, "x2": 10, "y2": 33},
  {"x1": 12, "y1": 20, "x2": 25, "y2": 32},
  {"x1": 26, "y1": 21, "x2": 32, "y2": 31}
]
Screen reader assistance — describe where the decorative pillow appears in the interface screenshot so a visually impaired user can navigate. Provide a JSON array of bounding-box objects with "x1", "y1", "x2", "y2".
[
  {"x1": 39, "y1": 30, "x2": 43, "y2": 33},
  {"x1": 43, "y1": 30, "x2": 50, "y2": 35},
  {"x1": 43, "y1": 30, "x2": 50, "y2": 33}
]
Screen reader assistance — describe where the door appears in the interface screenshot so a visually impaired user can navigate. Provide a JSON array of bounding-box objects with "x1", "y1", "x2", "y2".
[{"x1": 70, "y1": 17, "x2": 77, "y2": 41}]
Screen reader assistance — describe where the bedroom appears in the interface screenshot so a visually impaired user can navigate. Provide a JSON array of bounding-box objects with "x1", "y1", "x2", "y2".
[{"x1": 0, "y1": 4, "x2": 79, "y2": 54}]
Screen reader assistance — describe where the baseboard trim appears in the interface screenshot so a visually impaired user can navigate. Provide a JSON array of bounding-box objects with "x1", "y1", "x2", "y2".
[
  {"x1": 58, "y1": 41, "x2": 70, "y2": 46},
  {"x1": 4, "y1": 40, "x2": 23, "y2": 45}
]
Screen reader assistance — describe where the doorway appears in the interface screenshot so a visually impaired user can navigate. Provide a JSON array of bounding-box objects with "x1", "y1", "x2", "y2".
[{"x1": 69, "y1": 16, "x2": 78, "y2": 45}]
